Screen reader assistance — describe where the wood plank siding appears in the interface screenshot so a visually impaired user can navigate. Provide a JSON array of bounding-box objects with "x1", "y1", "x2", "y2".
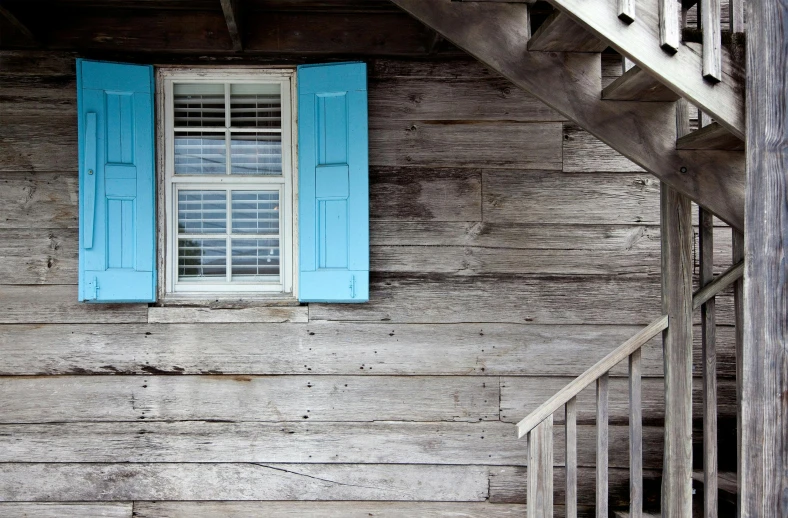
[{"x1": 0, "y1": 50, "x2": 738, "y2": 514}]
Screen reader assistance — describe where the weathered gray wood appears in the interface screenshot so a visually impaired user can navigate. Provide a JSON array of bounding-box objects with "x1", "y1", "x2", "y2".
[
  {"x1": 618, "y1": 0, "x2": 636, "y2": 23},
  {"x1": 728, "y1": 0, "x2": 744, "y2": 32},
  {"x1": 369, "y1": 119, "x2": 563, "y2": 170},
  {"x1": 219, "y1": 0, "x2": 242, "y2": 51},
  {"x1": 561, "y1": 125, "x2": 645, "y2": 173},
  {"x1": 501, "y1": 376, "x2": 737, "y2": 425},
  {"x1": 660, "y1": 184, "x2": 694, "y2": 517},
  {"x1": 732, "y1": 229, "x2": 744, "y2": 514},
  {"x1": 490, "y1": 465, "x2": 663, "y2": 506},
  {"x1": 700, "y1": 0, "x2": 722, "y2": 81},
  {"x1": 147, "y1": 306, "x2": 308, "y2": 323},
  {"x1": 0, "y1": 463, "x2": 489, "y2": 502},
  {"x1": 601, "y1": 66, "x2": 680, "y2": 101},
  {"x1": 369, "y1": 77, "x2": 564, "y2": 122},
  {"x1": 741, "y1": 0, "x2": 788, "y2": 513},
  {"x1": 0, "y1": 228, "x2": 78, "y2": 284},
  {"x1": 676, "y1": 98, "x2": 691, "y2": 138},
  {"x1": 516, "y1": 316, "x2": 668, "y2": 437},
  {"x1": 485, "y1": 171, "x2": 657, "y2": 224},
  {"x1": 133, "y1": 502, "x2": 529, "y2": 518},
  {"x1": 629, "y1": 348, "x2": 643, "y2": 518},
  {"x1": 699, "y1": 207, "x2": 718, "y2": 518},
  {"x1": 0, "y1": 322, "x2": 736, "y2": 377},
  {"x1": 0, "y1": 421, "x2": 666, "y2": 467},
  {"x1": 596, "y1": 374, "x2": 609, "y2": 518},
  {"x1": 370, "y1": 167, "x2": 481, "y2": 221},
  {"x1": 676, "y1": 121, "x2": 744, "y2": 150},
  {"x1": 389, "y1": 0, "x2": 745, "y2": 230},
  {"x1": 0, "y1": 285, "x2": 147, "y2": 323},
  {"x1": 0, "y1": 113, "x2": 77, "y2": 172},
  {"x1": 528, "y1": 10, "x2": 608, "y2": 53},
  {"x1": 0, "y1": 173, "x2": 78, "y2": 228},
  {"x1": 692, "y1": 260, "x2": 744, "y2": 309},
  {"x1": 565, "y1": 397, "x2": 578, "y2": 518},
  {"x1": 0, "y1": 375, "x2": 499, "y2": 423},
  {"x1": 527, "y1": 416, "x2": 554, "y2": 518},
  {"x1": 659, "y1": 0, "x2": 681, "y2": 51},
  {"x1": 0, "y1": 503, "x2": 132, "y2": 518}
]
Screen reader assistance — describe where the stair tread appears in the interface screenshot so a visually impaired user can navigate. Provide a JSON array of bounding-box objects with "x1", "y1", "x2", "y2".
[
  {"x1": 528, "y1": 10, "x2": 609, "y2": 53},
  {"x1": 602, "y1": 65, "x2": 681, "y2": 101},
  {"x1": 676, "y1": 121, "x2": 745, "y2": 150}
]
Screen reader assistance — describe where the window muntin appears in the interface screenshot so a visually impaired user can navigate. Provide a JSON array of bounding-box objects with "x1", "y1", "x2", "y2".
[{"x1": 162, "y1": 70, "x2": 295, "y2": 296}]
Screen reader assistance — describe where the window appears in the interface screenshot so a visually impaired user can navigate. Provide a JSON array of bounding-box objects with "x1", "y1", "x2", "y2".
[{"x1": 160, "y1": 70, "x2": 296, "y2": 297}]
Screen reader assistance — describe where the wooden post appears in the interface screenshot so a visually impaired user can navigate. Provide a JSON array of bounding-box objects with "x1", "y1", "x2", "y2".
[
  {"x1": 741, "y1": 0, "x2": 788, "y2": 514},
  {"x1": 596, "y1": 374, "x2": 609, "y2": 518},
  {"x1": 699, "y1": 208, "x2": 717, "y2": 518},
  {"x1": 565, "y1": 398, "x2": 578, "y2": 518},
  {"x1": 527, "y1": 416, "x2": 554, "y2": 518},
  {"x1": 629, "y1": 350, "x2": 643, "y2": 518},
  {"x1": 732, "y1": 229, "x2": 744, "y2": 516},
  {"x1": 660, "y1": 183, "x2": 693, "y2": 517}
]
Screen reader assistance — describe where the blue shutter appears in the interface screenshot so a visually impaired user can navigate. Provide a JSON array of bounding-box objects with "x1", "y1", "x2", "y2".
[
  {"x1": 298, "y1": 63, "x2": 369, "y2": 302},
  {"x1": 77, "y1": 59, "x2": 156, "y2": 302}
]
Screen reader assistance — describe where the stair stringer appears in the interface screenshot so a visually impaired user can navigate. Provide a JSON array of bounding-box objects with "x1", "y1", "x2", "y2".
[{"x1": 390, "y1": 0, "x2": 745, "y2": 231}]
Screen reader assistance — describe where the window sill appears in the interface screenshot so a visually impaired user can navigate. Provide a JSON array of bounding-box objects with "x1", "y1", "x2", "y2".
[{"x1": 149, "y1": 295, "x2": 306, "y2": 323}]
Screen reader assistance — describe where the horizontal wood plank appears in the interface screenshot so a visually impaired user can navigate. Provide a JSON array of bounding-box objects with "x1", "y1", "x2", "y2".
[
  {"x1": 133, "y1": 501, "x2": 528, "y2": 518},
  {"x1": 147, "y1": 306, "x2": 308, "y2": 323},
  {"x1": 0, "y1": 228, "x2": 78, "y2": 284},
  {"x1": 0, "y1": 322, "x2": 735, "y2": 377},
  {"x1": 369, "y1": 120, "x2": 563, "y2": 169},
  {"x1": 0, "y1": 285, "x2": 148, "y2": 323},
  {"x1": 0, "y1": 375, "x2": 499, "y2": 423},
  {"x1": 0, "y1": 463, "x2": 489, "y2": 502},
  {"x1": 0, "y1": 173, "x2": 78, "y2": 228},
  {"x1": 0, "y1": 503, "x2": 132, "y2": 517},
  {"x1": 0, "y1": 421, "x2": 665, "y2": 467},
  {"x1": 562, "y1": 124, "x2": 645, "y2": 173}
]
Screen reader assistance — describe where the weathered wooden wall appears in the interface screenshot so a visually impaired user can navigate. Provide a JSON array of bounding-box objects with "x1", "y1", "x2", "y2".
[{"x1": 0, "y1": 50, "x2": 736, "y2": 517}]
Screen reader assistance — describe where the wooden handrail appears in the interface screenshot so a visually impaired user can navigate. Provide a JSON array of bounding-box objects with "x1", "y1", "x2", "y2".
[
  {"x1": 516, "y1": 315, "x2": 669, "y2": 438},
  {"x1": 693, "y1": 260, "x2": 744, "y2": 310}
]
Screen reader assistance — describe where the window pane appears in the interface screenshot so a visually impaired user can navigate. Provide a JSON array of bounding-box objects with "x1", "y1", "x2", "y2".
[
  {"x1": 230, "y1": 83, "x2": 281, "y2": 129},
  {"x1": 174, "y1": 132, "x2": 227, "y2": 175},
  {"x1": 178, "y1": 190, "x2": 227, "y2": 234},
  {"x1": 230, "y1": 133, "x2": 282, "y2": 175},
  {"x1": 174, "y1": 83, "x2": 225, "y2": 127},
  {"x1": 232, "y1": 238, "x2": 280, "y2": 280},
  {"x1": 178, "y1": 238, "x2": 227, "y2": 280},
  {"x1": 231, "y1": 191, "x2": 279, "y2": 234}
]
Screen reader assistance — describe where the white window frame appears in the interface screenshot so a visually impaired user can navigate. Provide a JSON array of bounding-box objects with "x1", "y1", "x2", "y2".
[{"x1": 158, "y1": 68, "x2": 298, "y2": 299}]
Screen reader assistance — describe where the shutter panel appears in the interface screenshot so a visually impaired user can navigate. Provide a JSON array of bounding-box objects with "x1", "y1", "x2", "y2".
[
  {"x1": 298, "y1": 63, "x2": 369, "y2": 303},
  {"x1": 77, "y1": 59, "x2": 156, "y2": 302}
]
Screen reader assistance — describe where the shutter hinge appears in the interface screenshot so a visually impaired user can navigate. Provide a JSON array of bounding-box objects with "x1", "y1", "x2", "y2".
[
  {"x1": 87, "y1": 277, "x2": 99, "y2": 301},
  {"x1": 349, "y1": 275, "x2": 356, "y2": 299}
]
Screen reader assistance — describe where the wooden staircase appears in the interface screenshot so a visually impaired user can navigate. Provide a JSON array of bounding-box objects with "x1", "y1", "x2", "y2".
[
  {"x1": 387, "y1": 1, "x2": 748, "y2": 516},
  {"x1": 389, "y1": 0, "x2": 745, "y2": 231}
]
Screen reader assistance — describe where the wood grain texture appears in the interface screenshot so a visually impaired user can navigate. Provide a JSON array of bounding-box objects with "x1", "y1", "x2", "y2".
[
  {"x1": 601, "y1": 66, "x2": 680, "y2": 102},
  {"x1": 528, "y1": 10, "x2": 608, "y2": 52},
  {"x1": 0, "y1": 375, "x2": 499, "y2": 423},
  {"x1": 0, "y1": 173, "x2": 78, "y2": 228},
  {"x1": 0, "y1": 463, "x2": 489, "y2": 501},
  {"x1": 629, "y1": 348, "x2": 643, "y2": 517},
  {"x1": 660, "y1": 184, "x2": 694, "y2": 517},
  {"x1": 675, "y1": 121, "x2": 744, "y2": 150},
  {"x1": 565, "y1": 398, "x2": 578, "y2": 518},
  {"x1": 219, "y1": 0, "x2": 242, "y2": 51},
  {"x1": 732, "y1": 228, "x2": 744, "y2": 513},
  {"x1": 389, "y1": 0, "x2": 745, "y2": 229},
  {"x1": 0, "y1": 285, "x2": 147, "y2": 323},
  {"x1": 147, "y1": 306, "x2": 308, "y2": 323},
  {"x1": 527, "y1": 415, "x2": 554, "y2": 518},
  {"x1": 0, "y1": 421, "x2": 665, "y2": 468},
  {"x1": 561, "y1": 125, "x2": 645, "y2": 173},
  {"x1": 700, "y1": 0, "x2": 722, "y2": 81},
  {"x1": 0, "y1": 322, "x2": 736, "y2": 377},
  {"x1": 0, "y1": 228, "x2": 78, "y2": 284},
  {"x1": 596, "y1": 374, "x2": 609, "y2": 518},
  {"x1": 369, "y1": 120, "x2": 563, "y2": 169},
  {"x1": 741, "y1": 0, "x2": 788, "y2": 514},
  {"x1": 0, "y1": 503, "x2": 132, "y2": 517},
  {"x1": 133, "y1": 502, "x2": 529, "y2": 518}
]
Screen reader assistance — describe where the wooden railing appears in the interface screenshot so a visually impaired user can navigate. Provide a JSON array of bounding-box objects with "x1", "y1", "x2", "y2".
[{"x1": 517, "y1": 258, "x2": 744, "y2": 518}]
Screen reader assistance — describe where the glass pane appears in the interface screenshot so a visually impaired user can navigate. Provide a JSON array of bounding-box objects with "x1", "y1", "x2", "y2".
[
  {"x1": 173, "y1": 83, "x2": 225, "y2": 127},
  {"x1": 178, "y1": 238, "x2": 227, "y2": 280},
  {"x1": 230, "y1": 133, "x2": 282, "y2": 175},
  {"x1": 231, "y1": 191, "x2": 279, "y2": 234},
  {"x1": 178, "y1": 190, "x2": 227, "y2": 234},
  {"x1": 231, "y1": 238, "x2": 280, "y2": 280},
  {"x1": 230, "y1": 83, "x2": 281, "y2": 129},
  {"x1": 174, "y1": 132, "x2": 227, "y2": 175}
]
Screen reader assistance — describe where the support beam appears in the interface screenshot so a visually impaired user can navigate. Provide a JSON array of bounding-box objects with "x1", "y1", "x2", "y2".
[
  {"x1": 389, "y1": 0, "x2": 745, "y2": 230},
  {"x1": 528, "y1": 10, "x2": 608, "y2": 52},
  {"x1": 660, "y1": 183, "x2": 693, "y2": 517},
  {"x1": 0, "y1": 5, "x2": 37, "y2": 46},
  {"x1": 219, "y1": 0, "x2": 242, "y2": 52},
  {"x1": 741, "y1": 0, "x2": 788, "y2": 515}
]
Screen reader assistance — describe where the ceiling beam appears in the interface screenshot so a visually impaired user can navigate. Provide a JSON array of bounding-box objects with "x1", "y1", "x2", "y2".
[
  {"x1": 219, "y1": 0, "x2": 242, "y2": 51},
  {"x1": 390, "y1": 0, "x2": 744, "y2": 230}
]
